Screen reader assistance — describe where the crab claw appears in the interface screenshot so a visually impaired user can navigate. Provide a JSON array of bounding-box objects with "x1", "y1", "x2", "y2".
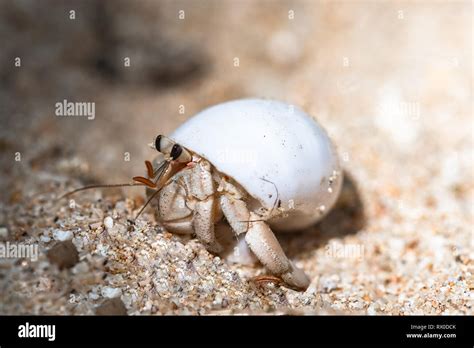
[{"x1": 281, "y1": 261, "x2": 311, "y2": 290}]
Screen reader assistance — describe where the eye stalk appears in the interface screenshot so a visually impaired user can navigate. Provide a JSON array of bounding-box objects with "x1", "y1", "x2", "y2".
[{"x1": 154, "y1": 135, "x2": 192, "y2": 163}]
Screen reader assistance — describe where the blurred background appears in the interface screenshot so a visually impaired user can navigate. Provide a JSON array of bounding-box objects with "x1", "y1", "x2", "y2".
[
  {"x1": 1, "y1": 0, "x2": 470, "y2": 185},
  {"x1": 0, "y1": 0, "x2": 472, "y2": 314}
]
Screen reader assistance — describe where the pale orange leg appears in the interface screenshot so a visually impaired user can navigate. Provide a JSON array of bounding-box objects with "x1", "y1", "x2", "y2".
[
  {"x1": 145, "y1": 160, "x2": 155, "y2": 178},
  {"x1": 252, "y1": 275, "x2": 283, "y2": 286},
  {"x1": 133, "y1": 176, "x2": 157, "y2": 188}
]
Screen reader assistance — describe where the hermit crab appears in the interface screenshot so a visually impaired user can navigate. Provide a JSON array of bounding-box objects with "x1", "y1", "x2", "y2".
[{"x1": 65, "y1": 99, "x2": 342, "y2": 290}]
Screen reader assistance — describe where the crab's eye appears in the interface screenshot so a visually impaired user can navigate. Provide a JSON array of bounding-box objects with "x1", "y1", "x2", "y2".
[
  {"x1": 170, "y1": 144, "x2": 192, "y2": 163},
  {"x1": 154, "y1": 135, "x2": 162, "y2": 152},
  {"x1": 170, "y1": 144, "x2": 183, "y2": 160},
  {"x1": 155, "y1": 135, "x2": 174, "y2": 155}
]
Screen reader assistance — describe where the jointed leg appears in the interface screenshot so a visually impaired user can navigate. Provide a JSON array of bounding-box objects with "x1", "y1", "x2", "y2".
[
  {"x1": 193, "y1": 198, "x2": 222, "y2": 253},
  {"x1": 219, "y1": 195, "x2": 249, "y2": 235},
  {"x1": 219, "y1": 188, "x2": 310, "y2": 290},
  {"x1": 189, "y1": 160, "x2": 222, "y2": 253},
  {"x1": 245, "y1": 212, "x2": 310, "y2": 290}
]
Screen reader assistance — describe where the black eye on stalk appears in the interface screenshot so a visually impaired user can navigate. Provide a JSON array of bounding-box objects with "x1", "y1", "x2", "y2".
[
  {"x1": 170, "y1": 144, "x2": 183, "y2": 160},
  {"x1": 155, "y1": 135, "x2": 162, "y2": 152}
]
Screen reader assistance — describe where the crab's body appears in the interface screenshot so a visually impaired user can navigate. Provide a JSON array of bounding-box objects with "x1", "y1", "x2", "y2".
[
  {"x1": 151, "y1": 154, "x2": 311, "y2": 289},
  {"x1": 136, "y1": 99, "x2": 343, "y2": 291}
]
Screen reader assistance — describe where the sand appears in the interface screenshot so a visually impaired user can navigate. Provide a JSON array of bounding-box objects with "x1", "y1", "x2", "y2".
[{"x1": 0, "y1": 0, "x2": 472, "y2": 315}]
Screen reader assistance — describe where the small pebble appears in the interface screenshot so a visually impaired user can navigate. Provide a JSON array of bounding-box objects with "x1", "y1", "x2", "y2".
[
  {"x1": 367, "y1": 304, "x2": 378, "y2": 315},
  {"x1": 72, "y1": 261, "x2": 90, "y2": 274},
  {"x1": 319, "y1": 275, "x2": 340, "y2": 293},
  {"x1": 213, "y1": 294, "x2": 223, "y2": 308},
  {"x1": 89, "y1": 292, "x2": 100, "y2": 300},
  {"x1": 0, "y1": 226, "x2": 8, "y2": 238},
  {"x1": 40, "y1": 235, "x2": 51, "y2": 243},
  {"x1": 101, "y1": 287, "x2": 122, "y2": 298},
  {"x1": 95, "y1": 298, "x2": 127, "y2": 315},
  {"x1": 53, "y1": 229, "x2": 73, "y2": 241},
  {"x1": 89, "y1": 222, "x2": 102, "y2": 230},
  {"x1": 104, "y1": 216, "x2": 114, "y2": 230},
  {"x1": 47, "y1": 240, "x2": 79, "y2": 269}
]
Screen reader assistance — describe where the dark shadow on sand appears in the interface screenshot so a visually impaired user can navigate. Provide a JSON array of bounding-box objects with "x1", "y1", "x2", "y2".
[{"x1": 277, "y1": 170, "x2": 366, "y2": 259}]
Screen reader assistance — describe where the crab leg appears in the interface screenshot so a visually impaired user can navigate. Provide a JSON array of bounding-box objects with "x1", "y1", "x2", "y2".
[
  {"x1": 189, "y1": 160, "x2": 222, "y2": 253},
  {"x1": 218, "y1": 182, "x2": 310, "y2": 290},
  {"x1": 244, "y1": 212, "x2": 310, "y2": 290}
]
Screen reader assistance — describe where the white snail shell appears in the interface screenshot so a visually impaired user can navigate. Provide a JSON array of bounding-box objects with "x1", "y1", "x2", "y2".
[{"x1": 170, "y1": 99, "x2": 342, "y2": 231}]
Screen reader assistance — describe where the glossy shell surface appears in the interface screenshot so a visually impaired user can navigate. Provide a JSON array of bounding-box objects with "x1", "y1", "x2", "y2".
[{"x1": 170, "y1": 99, "x2": 342, "y2": 230}]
